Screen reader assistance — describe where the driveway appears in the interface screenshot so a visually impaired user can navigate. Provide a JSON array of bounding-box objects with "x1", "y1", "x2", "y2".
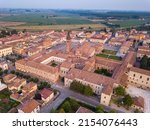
[{"x1": 127, "y1": 85, "x2": 150, "y2": 113}]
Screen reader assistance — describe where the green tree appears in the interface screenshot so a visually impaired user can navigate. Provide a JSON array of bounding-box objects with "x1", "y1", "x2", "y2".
[
  {"x1": 50, "y1": 108, "x2": 56, "y2": 113},
  {"x1": 114, "y1": 86, "x2": 126, "y2": 96},
  {"x1": 109, "y1": 109, "x2": 116, "y2": 113},
  {"x1": 140, "y1": 55, "x2": 148, "y2": 70},
  {"x1": 10, "y1": 70, "x2": 16, "y2": 74},
  {"x1": 83, "y1": 86, "x2": 93, "y2": 96},
  {"x1": 69, "y1": 99, "x2": 80, "y2": 111},
  {"x1": 3, "y1": 70, "x2": 8, "y2": 74},
  {"x1": 70, "y1": 81, "x2": 84, "y2": 93},
  {"x1": 62, "y1": 101, "x2": 72, "y2": 113},
  {"x1": 34, "y1": 93, "x2": 42, "y2": 100},
  {"x1": 59, "y1": 108, "x2": 65, "y2": 113},
  {"x1": 0, "y1": 71, "x2": 3, "y2": 76},
  {"x1": 11, "y1": 29, "x2": 18, "y2": 35},
  {"x1": 70, "y1": 81, "x2": 93, "y2": 96},
  {"x1": 33, "y1": 78, "x2": 39, "y2": 83},
  {"x1": 123, "y1": 94, "x2": 133, "y2": 107},
  {"x1": 96, "y1": 105, "x2": 104, "y2": 113}
]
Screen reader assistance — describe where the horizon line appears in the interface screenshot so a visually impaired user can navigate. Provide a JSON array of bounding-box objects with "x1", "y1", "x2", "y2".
[{"x1": 0, "y1": 8, "x2": 150, "y2": 13}]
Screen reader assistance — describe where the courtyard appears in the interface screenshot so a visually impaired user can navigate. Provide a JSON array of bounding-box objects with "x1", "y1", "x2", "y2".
[{"x1": 127, "y1": 85, "x2": 150, "y2": 113}]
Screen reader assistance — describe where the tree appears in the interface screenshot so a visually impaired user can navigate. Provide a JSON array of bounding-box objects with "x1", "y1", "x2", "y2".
[
  {"x1": 59, "y1": 108, "x2": 65, "y2": 113},
  {"x1": 32, "y1": 78, "x2": 39, "y2": 83},
  {"x1": 140, "y1": 55, "x2": 148, "y2": 69},
  {"x1": 11, "y1": 29, "x2": 18, "y2": 35},
  {"x1": 62, "y1": 101, "x2": 72, "y2": 113},
  {"x1": 11, "y1": 70, "x2": 16, "y2": 74},
  {"x1": 109, "y1": 109, "x2": 116, "y2": 113},
  {"x1": 3, "y1": 70, "x2": 8, "y2": 74},
  {"x1": 123, "y1": 94, "x2": 133, "y2": 107},
  {"x1": 15, "y1": 72, "x2": 20, "y2": 76},
  {"x1": 70, "y1": 81, "x2": 93, "y2": 96},
  {"x1": 0, "y1": 71, "x2": 3, "y2": 76},
  {"x1": 53, "y1": 89, "x2": 57, "y2": 95},
  {"x1": 34, "y1": 93, "x2": 42, "y2": 100},
  {"x1": 114, "y1": 86, "x2": 126, "y2": 96},
  {"x1": 22, "y1": 29, "x2": 26, "y2": 33},
  {"x1": 70, "y1": 81, "x2": 84, "y2": 93},
  {"x1": 83, "y1": 86, "x2": 93, "y2": 96},
  {"x1": 50, "y1": 108, "x2": 56, "y2": 113},
  {"x1": 96, "y1": 105, "x2": 104, "y2": 113},
  {"x1": 69, "y1": 99, "x2": 80, "y2": 111}
]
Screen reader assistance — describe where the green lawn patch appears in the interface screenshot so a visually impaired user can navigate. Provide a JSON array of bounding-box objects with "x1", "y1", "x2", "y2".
[
  {"x1": 94, "y1": 68, "x2": 112, "y2": 77},
  {"x1": 102, "y1": 49, "x2": 117, "y2": 55},
  {"x1": 96, "y1": 53, "x2": 122, "y2": 61}
]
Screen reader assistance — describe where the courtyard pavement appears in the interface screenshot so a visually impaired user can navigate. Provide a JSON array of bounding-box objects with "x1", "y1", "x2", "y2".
[{"x1": 127, "y1": 85, "x2": 150, "y2": 113}]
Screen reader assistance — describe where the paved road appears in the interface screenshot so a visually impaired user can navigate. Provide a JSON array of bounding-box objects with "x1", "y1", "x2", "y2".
[{"x1": 40, "y1": 84, "x2": 124, "y2": 113}]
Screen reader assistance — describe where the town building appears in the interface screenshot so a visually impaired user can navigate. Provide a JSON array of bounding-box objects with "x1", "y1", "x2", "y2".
[
  {"x1": 3, "y1": 74, "x2": 17, "y2": 84},
  {"x1": 0, "y1": 45, "x2": 12, "y2": 57},
  {"x1": 40, "y1": 88, "x2": 54, "y2": 104},
  {"x1": 17, "y1": 99, "x2": 40, "y2": 113},
  {"x1": 0, "y1": 61, "x2": 9, "y2": 70},
  {"x1": 0, "y1": 79, "x2": 7, "y2": 91},
  {"x1": 132, "y1": 96, "x2": 144, "y2": 112},
  {"x1": 64, "y1": 68, "x2": 115, "y2": 95},
  {"x1": 128, "y1": 67, "x2": 150, "y2": 90}
]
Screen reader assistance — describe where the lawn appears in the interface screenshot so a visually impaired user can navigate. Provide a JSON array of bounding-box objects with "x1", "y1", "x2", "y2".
[
  {"x1": 94, "y1": 68, "x2": 112, "y2": 77},
  {"x1": 96, "y1": 53, "x2": 122, "y2": 61},
  {"x1": 102, "y1": 49, "x2": 117, "y2": 55},
  {"x1": 0, "y1": 89, "x2": 20, "y2": 113}
]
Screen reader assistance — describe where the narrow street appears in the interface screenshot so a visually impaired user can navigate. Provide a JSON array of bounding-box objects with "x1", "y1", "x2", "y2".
[{"x1": 40, "y1": 84, "x2": 124, "y2": 113}]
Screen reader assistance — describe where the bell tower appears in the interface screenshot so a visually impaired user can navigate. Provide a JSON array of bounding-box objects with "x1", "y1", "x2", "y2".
[{"x1": 66, "y1": 31, "x2": 71, "y2": 53}]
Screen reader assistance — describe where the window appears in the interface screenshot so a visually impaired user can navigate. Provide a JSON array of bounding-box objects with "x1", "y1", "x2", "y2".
[
  {"x1": 147, "y1": 78, "x2": 149, "y2": 81},
  {"x1": 133, "y1": 74, "x2": 135, "y2": 77},
  {"x1": 140, "y1": 76, "x2": 142, "y2": 79}
]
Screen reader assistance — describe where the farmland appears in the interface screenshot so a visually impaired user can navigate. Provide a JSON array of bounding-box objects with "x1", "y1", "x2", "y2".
[
  {"x1": 0, "y1": 14, "x2": 95, "y2": 25},
  {"x1": 109, "y1": 19, "x2": 149, "y2": 28},
  {"x1": 7, "y1": 24, "x2": 105, "y2": 31},
  {"x1": 0, "y1": 21, "x2": 26, "y2": 27}
]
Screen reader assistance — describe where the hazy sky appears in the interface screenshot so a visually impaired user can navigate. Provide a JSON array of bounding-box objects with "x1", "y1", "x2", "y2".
[{"x1": 0, "y1": 0, "x2": 150, "y2": 11}]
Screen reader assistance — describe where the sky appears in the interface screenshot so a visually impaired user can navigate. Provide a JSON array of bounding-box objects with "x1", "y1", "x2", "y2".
[{"x1": 0, "y1": 0, "x2": 150, "y2": 11}]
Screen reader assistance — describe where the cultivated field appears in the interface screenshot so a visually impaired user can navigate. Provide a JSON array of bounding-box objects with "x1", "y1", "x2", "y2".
[
  {"x1": 0, "y1": 21, "x2": 26, "y2": 27},
  {"x1": 110, "y1": 19, "x2": 149, "y2": 28},
  {"x1": 7, "y1": 24, "x2": 106, "y2": 31}
]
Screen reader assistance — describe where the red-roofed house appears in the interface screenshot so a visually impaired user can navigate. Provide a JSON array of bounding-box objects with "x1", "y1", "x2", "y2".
[{"x1": 40, "y1": 88, "x2": 54, "y2": 104}]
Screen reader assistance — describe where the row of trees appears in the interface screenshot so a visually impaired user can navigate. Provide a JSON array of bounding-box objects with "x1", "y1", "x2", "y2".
[
  {"x1": 10, "y1": 70, "x2": 51, "y2": 90},
  {"x1": 0, "y1": 29, "x2": 18, "y2": 38},
  {"x1": 0, "y1": 68, "x2": 8, "y2": 77},
  {"x1": 70, "y1": 81, "x2": 93, "y2": 96}
]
